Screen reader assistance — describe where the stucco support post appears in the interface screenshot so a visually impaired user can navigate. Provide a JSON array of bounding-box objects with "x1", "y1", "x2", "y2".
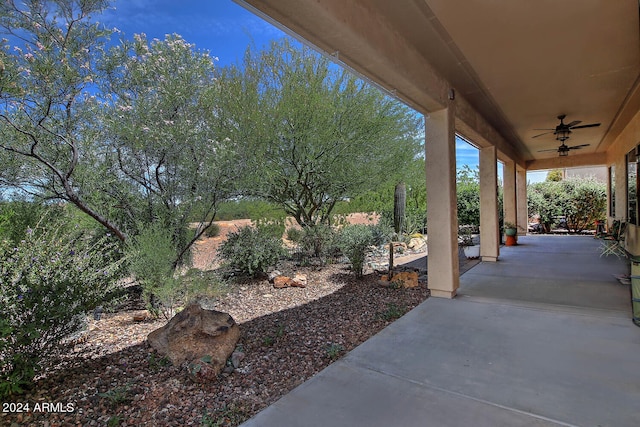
[
  {"x1": 503, "y1": 160, "x2": 517, "y2": 230},
  {"x1": 516, "y1": 166, "x2": 528, "y2": 235},
  {"x1": 425, "y1": 107, "x2": 459, "y2": 298},
  {"x1": 614, "y1": 157, "x2": 627, "y2": 220},
  {"x1": 480, "y1": 146, "x2": 499, "y2": 261}
]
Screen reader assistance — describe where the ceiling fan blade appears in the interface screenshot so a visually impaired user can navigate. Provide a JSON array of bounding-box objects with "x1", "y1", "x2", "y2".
[
  {"x1": 538, "y1": 148, "x2": 560, "y2": 152},
  {"x1": 568, "y1": 144, "x2": 590, "y2": 149},
  {"x1": 532, "y1": 131, "x2": 554, "y2": 138},
  {"x1": 566, "y1": 120, "x2": 581, "y2": 127},
  {"x1": 570, "y1": 123, "x2": 600, "y2": 129}
]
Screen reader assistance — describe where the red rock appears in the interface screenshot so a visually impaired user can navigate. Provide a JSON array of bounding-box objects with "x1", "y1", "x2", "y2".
[
  {"x1": 273, "y1": 276, "x2": 291, "y2": 288},
  {"x1": 391, "y1": 271, "x2": 419, "y2": 288}
]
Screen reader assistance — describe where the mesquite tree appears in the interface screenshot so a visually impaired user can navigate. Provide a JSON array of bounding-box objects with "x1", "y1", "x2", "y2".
[
  {"x1": 0, "y1": 1, "x2": 242, "y2": 267},
  {"x1": 224, "y1": 39, "x2": 423, "y2": 227},
  {"x1": 0, "y1": 0, "x2": 124, "y2": 238}
]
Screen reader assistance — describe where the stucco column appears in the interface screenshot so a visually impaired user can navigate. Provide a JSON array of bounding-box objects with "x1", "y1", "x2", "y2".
[
  {"x1": 503, "y1": 160, "x2": 517, "y2": 230},
  {"x1": 516, "y1": 166, "x2": 528, "y2": 235},
  {"x1": 425, "y1": 107, "x2": 459, "y2": 298},
  {"x1": 615, "y1": 157, "x2": 627, "y2": 220},
  {"x1": 479, "y1": 146, "x2": 499, "y2": 261}
]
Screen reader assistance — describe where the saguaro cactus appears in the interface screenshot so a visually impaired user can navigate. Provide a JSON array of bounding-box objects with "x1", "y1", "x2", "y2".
[
  {"x1": 390, "y1": 182, "x2": 406, "y2": 272},
  {"x1": 394, "y1": 182, "x2": 406, "y2": 235}
]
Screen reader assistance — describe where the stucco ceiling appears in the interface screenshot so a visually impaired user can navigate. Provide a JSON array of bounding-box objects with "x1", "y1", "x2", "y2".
[{"x1": 236, "y1": 0, "x2": 640, "y2": 166}]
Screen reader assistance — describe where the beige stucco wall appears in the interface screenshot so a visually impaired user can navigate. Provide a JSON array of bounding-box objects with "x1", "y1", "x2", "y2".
[{"x1": 606, "y1": 110, "x2": 640, "y2": 256}]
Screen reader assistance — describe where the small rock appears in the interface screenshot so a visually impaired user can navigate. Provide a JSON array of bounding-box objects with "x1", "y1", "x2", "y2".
[
  {"x1": 231, "y1": 351, "x2": 245, "y2": 368},
  {"x1": 273, "y1": 276, "x2": 291, "y2": 288},
  {"x1": 293, "y1": 273, "x2": 307, "y2": 284},
  {"x1": 268, "y1": 270, "x2": 282, "y2": 283},
  {"x1": 407, "y1": 237, "x2": 427, "y2": 250},
  {"x1": 291, "y1": 273, "x2": 307, "y2": 288},
  {"x1": 132, "y1": 312, "x2": 148, "y2": 322}
]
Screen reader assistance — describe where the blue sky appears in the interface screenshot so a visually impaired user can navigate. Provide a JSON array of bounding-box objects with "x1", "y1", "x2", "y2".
[{"x1": 99, "y1": 0, "x2": 545, "y2": 183}]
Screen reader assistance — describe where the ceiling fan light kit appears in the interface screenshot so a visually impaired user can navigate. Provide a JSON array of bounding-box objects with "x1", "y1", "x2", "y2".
[{"x1": 534, "y1": 114, "x2": 600, "y2": 156}]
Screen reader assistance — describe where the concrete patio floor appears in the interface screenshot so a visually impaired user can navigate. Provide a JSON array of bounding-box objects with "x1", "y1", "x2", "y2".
[{"x1": 241, "y1": 235, "x2": 640, "y2": 427}]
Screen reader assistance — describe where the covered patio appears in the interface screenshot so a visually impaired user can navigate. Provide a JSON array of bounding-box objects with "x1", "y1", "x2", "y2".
[
  {"x1": 241, "y1": 235, "x2": 639, "y2": 426},
  {"x1": 232, "y1": 1, "x2": 640, "y2": 425},
  {"x1": 236, "y1": 0, "x2": 640, "y2": 298}
]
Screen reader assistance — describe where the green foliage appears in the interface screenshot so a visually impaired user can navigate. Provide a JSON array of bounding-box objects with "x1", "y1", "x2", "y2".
[
  {"x1": 201, "y1": 405, "x2": 247, "y2": 427},
  {"x1": 326, "y1": 343, "x2": 345, "y2": 360},
  {"x1": 528, "y1": 177, "x2": 606, "y2": 233},
  {"x1": 204, "y1": 223, "x2": 221, "y2": 238},
  {"x1": 393, "y1": 182, "x2": 406, "y2": 234},
  {"x1": 376, "y1": 303, "x2": 405, "y2": 321},
  {"x1": 0, "y1": 215, "x2": 125, "y2": 398},
  {"x1": 99, "y1": 384, "x2": 132, "y2": 407},
  {"x1": 528, "y1": 181, "x2": 564, "y2": 232},
  {"x1": 219, "y1": 226, "x2": 285, "y2": 277},
  {"x1": 300, "y1": 224, "x2": 336, "y2": 261},
  {"x1": 369, "y1": 223, "x2": 394, "y2": 247},
  {"x1": 127, "y1": 224, "x2": 227, "y2": 319},
  {"x1": 546, "y1": 169, "x2": 564, "y2": 182},
  {"x1": 336, "y1": 225, "x2": 377, "y2": 278},
  {"x1": 0, "y1": 200, "x2": 48, "y2": 244},
  {"x1": 226, "y1": 38, "x2": 423, "y2": 227},
  {"x1": 148, "y1": 353, "x2": 171, "y2": 372},
  {"x1": 252, "y1": 217, "x2": 286, "y2": 240},
  {"x1": 126, "y1": 223, "x2": 181, "y2": 319},
  {"x1": 285, "y1": 227, "x2": 303, "y2": 242},
  {"x1": 456, "y1": 165, "x2": 480, "y2": 226},
  {"x1": 214, "y1": 200, "x2": 286, "y2": 221},
  {"x1": 559, "y1": 178, "x2": 606, "y2": 233}
]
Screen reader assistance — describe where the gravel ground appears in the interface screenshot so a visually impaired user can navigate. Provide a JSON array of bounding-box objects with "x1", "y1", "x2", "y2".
[{"x1": 2, "y1": 259, "x2": 430, "y2": 427}]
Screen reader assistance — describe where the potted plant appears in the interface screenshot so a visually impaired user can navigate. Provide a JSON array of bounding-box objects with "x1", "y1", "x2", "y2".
[
  {"x1": 503, "y1": 222, "x2": 518, "y2": 237},
  {"x1": 459, "y1": 226, "x2": 480, "y2": 259},
  {"x1": 503, "y1": 222, "x2": 518, "y2": 246}
]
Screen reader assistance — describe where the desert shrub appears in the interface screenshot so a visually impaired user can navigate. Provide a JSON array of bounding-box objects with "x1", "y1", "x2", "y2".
[
  {"x1": 253, "y1": 217, "x2": 286, "y2": 240},
  {"x1": 219, "y1": 226, "x2": 285, "y2": 277},
  {"x1": 0, "y1": 217, "x2": 125, "y2": 398},
  {"x1": 285, "y1": 226, "x2": 303, "y2": 242},
  {"x1": 379, "y1": 208, "x2": 426, "y2": 237},
  {"x1": 301, "y1": 224, "x2": 335, "y2": 260},
  {"x1": 204, "y1": 222, "x2": 221, "y2": 238},
  {"x1": 214, "y1": 199, "x2": 286, "y2": 221},
  {"x1": 369, "y1": 222, "x2": 393, "y2": 246},
  {"x1": 179, "y1": 269, "x2": 229, "y2": 309},
  {"x1": 336, "y1": 225, "x2": 377, "y2": 278},
  {"x1": 0, "y1": 200, "x2": 51, "y2": 244},
  {"x1": 126, "y1": 223, "x2": 182, "y2": 319}
]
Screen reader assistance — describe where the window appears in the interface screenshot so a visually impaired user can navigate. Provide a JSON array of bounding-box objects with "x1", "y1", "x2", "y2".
[{"x1": 627, "y1": 148, "x2": 637, "y2": 225}]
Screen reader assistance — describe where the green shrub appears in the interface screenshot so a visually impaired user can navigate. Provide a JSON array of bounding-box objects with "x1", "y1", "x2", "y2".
[
  {"x1": 127, "y1": 223, "x2": 181, "y2": 319},
  {"x1": 285, "y1": 227, "x2": 303, "y2": 242},
  {"x1": 219, "y1": 226, "x2": 285, "y2": 277},
  {"x1": 204, "y1": 222, "x2": 221, "y2": 238},
  {"x1": 369, "y1": 223, "x2": 393, "y2": 246},
  {"x1": 0, "y1": 217, "x2": 125, "y2": 398},
  {"x1": 301, "y1": 224, "x2": 335, "y2": 260},
  {"x1": 0, "y1": 200, "x2": 50, "y2": 244},
  {"x1": 336, "y1": 225, "x2": 376, "y2": 278},
  {"x1": 253, "y1": 217, "x2": 285, "y2": 240}
]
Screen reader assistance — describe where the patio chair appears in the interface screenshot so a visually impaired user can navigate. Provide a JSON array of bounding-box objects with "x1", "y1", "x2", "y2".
[{"x1": 599, "y1": 220, "x2": 627, "y2": 258}]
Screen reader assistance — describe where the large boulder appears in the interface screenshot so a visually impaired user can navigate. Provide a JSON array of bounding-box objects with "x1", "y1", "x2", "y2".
[{"x1": 147, "y1": 304, "x2": 240, "y2": 375}]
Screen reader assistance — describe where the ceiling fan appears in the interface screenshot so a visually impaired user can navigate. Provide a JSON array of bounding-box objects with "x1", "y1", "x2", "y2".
[
  {"x1": 532, "y1": 114, "x2": 601, "y2": 141},
  {"x1": 538, "y1": 142, "x2": 590, "y2": 157}
]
